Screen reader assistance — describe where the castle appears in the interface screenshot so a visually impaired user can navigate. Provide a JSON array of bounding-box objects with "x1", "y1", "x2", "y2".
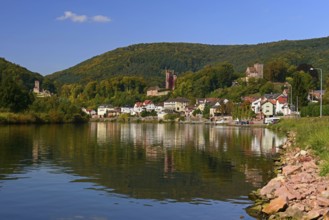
[
  {"x1": 147, "y1": 70, "x2": 177, "y2": 97},
  {"x1": 165, "y1": 70, "x2": 177, "y2": 90},
  {"x1": 246, "y1": 63, "x2": 263, "y2": 79}
]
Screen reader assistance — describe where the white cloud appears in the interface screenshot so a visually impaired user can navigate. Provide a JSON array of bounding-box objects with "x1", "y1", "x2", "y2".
[
  {"x1": 57, "y1": 11, "x2": 111, "y2": 23},
  {"x1": 92, "y1": 15, "x2": 111, "y2": 23},
  {"x1": 57, "y1": 11, "x2": 88, "y2": 23}
]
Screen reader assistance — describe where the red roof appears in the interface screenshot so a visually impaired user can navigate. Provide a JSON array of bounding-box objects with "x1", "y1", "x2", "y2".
[
  {"x1": 277, "y1": 96, "x2": 288, "y2": 104},
  {"x1": 143, "y1": 100, "x2": 153, "y2": 105}
]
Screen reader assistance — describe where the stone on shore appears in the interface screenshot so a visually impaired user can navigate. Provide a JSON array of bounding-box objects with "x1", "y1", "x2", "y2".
[
  {"x1": 248, "y1": 131, "x2": 329, "y2": 219},
  {"x1": 262, "y1": 197, "x2": 287, "y2": 215}
]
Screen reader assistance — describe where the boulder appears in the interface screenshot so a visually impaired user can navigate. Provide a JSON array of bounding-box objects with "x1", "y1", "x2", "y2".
[
  {"x1": 262, "y1": 197, "x2": 287, "y2": 215},
  {"x1": 274, "y1": 185, "x2": 297, "y2": 200},
  {"x1": 260, "y1": 177, "x2": 283, "y2": 196},
  {"x1": 306, "y1": 209, "x2": 321, "y2": 220},
  {"x1": 317, "y1": 196, "x2": 329, "y2": 207},
  {"x1": 282, "y1": 165, "x2": 302, "y2": 176}
]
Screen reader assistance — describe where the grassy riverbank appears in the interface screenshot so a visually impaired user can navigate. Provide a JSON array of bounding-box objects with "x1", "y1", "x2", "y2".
[
  {"x1": 271, "y1": 117, "x2": 329, "y2": 176},
  {"x1": 0, "y1": 112, "x2": 89, "y2": 124}
]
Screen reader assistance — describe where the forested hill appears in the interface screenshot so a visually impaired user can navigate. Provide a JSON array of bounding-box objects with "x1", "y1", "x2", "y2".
[
  {"x1": 0, "y1": 58, "x2": 43, "y2": 89},
  {"x1": 47, "y1": 37, "x2": 329, "y2": 85}
]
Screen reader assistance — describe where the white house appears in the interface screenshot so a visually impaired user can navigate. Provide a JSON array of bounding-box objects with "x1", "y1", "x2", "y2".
[
  {"x1": 275, "y1": 96, "x2": 291, "y2": 115},
  {"x1": 133, "y1": 102, "x2": 144, "y2": 114},
  {"x1": 261, "y1": 101, "x2": 275, "y2": 117},
  {"x1": 121, "y1": 106, "x2": 134, "y2": 115},
  {"x1": 143, "y1": 100, "x2": 156, "y2": 112},
  {"x1": 97, "y1": 105, "x2": 115, "y2": 117},
  {"x1": 251, "y1": 98, "x2": 262, "y2": 114}
]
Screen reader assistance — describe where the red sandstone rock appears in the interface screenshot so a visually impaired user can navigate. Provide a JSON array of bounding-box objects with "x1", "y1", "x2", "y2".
[
  {"x1": 306, "y1": 209, "x2": 321, "y2": 219},
  {"x1": 274, "y1": 185, "x2": 297, "y2": 200},
  {"x1": 260, "y1": 177, "x2": 283, "y2": 196},
  {"x1": 317, "y1": 196, "x2": 329, "y2": 207},
  {"x1": 262, "y1": 197, "x2": 287, "y2": 215},
  {"x1": 282, "y1": 165, "x2": 302, "y2": 176}
]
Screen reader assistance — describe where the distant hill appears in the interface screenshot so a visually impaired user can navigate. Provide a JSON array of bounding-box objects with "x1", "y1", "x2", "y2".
[
  {"x1": 0, "y1": 58, "x2": 43, "y2": 90},
  {"x1": 47, "y1": 37, "x2": 329, "y2": 86}
]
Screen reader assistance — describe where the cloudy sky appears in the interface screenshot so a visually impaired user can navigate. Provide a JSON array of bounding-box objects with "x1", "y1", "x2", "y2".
[{"x1": 1, "y1": 0, "x2": 329, "y2": 75}]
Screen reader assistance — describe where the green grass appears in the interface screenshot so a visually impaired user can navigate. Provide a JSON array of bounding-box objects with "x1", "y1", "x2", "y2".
[{"x1": 271, "y1": 117, "x2": 329, "y2": 176}]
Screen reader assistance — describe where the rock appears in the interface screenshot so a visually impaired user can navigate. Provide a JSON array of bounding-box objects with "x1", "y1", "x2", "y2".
[
  {"x1": 324, "y1": 210, "x2": 329, "y2": 220},
  {"x1": 260, "y1": 177, "x2": 283, "y2": 196},
  {"x1": 321, "y1": 191, "x2": 329, "y2": 199},
  {"x1": 306, "y1": 209, "x2": 321, "y2": 220},
  {"x1": 303, "y1": 161, "x2": 317, "y2": 170},
  {"x1": 245, "y1": 204, "x2": 262, "y2": 218},
  {"x1": 262, "y1": 197, "x2": 287, "y2": 215},
  {"x1": 317, "y1": 196, "x2": 329, "y2": 207},
  {"x1": 282, "y1": 165, "x2": 302, "y2": 176},
  {"x1": 300, "y1": 150, "x2": 308, "y2": 156},
  {"x1": 274, "y1": 185, "x2": 297, "y2": 200},
  {"x1": 279, "y1": 206, "x2": 305, "y2": 219},
  {"x1": 292, "y1": 203, "x2": 305, "y2": 212}
]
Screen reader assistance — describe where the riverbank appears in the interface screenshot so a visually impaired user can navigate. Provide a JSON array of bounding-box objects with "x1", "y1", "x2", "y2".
[
  {"x1": 247, "y1": 118, "x2": 329, "y2": 219},
  {"x1": 0, "y1": 112, "x2": 88, "y2": 124}
]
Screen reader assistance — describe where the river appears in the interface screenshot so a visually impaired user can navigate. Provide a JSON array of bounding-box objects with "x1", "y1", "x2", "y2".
[{"x1": 0, "y1": 123, "x2": 285, "y2": 220}]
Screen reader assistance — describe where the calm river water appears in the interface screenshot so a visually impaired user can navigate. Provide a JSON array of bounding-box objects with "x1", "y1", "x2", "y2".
[{"x1": 0, "y1": 123, "x2": 285, "y2": 220}]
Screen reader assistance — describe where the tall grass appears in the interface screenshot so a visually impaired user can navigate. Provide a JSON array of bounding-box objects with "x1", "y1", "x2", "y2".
[{"x1": 271, "y1": 117, "x2": 329, "y2": 175}]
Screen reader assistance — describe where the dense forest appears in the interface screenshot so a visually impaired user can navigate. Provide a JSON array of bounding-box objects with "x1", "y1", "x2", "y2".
[{"x1": 47, "y1": 37, "x2": 329, "y2": 86}]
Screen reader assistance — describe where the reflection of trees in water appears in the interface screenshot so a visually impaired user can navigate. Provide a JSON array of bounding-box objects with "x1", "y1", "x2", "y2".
[{"x1": 0, "y1": 124, "x2": 284, "y2": 202}]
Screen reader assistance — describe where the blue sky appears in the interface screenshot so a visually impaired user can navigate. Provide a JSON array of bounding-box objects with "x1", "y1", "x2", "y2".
[{"x1": 1, "y1": 0, "x2": 329, "y2": 75}]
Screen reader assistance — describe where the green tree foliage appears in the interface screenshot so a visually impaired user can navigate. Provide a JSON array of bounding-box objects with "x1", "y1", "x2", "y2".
[
  {"x1": 264, "y1": 58, "x2": 291, "y2": 82},
  {"x1": 0, "y1": 76, "x2": 34, "y2": 112},
  {"x1": 292, "y1": 71, "x2": 312, "y2": 107},
  {"x1": 174, "y1": 62, "x2": 235, "y2": 98},
  {"x1": 28, "y1": 96, "x2": 88, "y2": 123},
  {"x1": 260, "y1": 81, "x2": 276, "y2": 95},
  {"x1": 0, "y1": 58, "x2": 43, "y2": 88},
  {"x1": 47, "y1": 37, "x2": 329, "y2": 86},
  {"x1": 231, "y1": 101, "x2": 255, "y2": 120}
]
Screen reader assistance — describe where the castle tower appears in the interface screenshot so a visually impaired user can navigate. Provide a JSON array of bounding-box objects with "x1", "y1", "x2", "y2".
[
  {"x1": 165, "y1": 70, "x2": 177, "y2": 90},
  {"x1": 254, "y1": 63, "x2": 264, "y2": 78},
  {"x1": 33, "y1": 80, "x2": 40, "y2": 93}
]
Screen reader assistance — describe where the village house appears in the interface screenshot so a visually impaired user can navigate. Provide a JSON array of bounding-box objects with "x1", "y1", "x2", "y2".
[
  {"x1": 261, "y1": 100, "x2": 275, "y2": 117},
  {"x1": 275, "y1": 96, "x2": 290, "y2": 115},
  {"x1": 82, "y1": 108, "x2": 97, "y2": 117},
  {"x1": 121, "y1": 106, "x2": 134, "y2": 115},
  {"x1": 97, "y1": 105, "x2": 116, "y2": 117},
  {"x1": 308, "y1": 90, "x2": 325, "y2": 103},
  {"x1": 164, "y1": 97, "x2": 190, "y2": 112},
  {"x1": 251, "y1": 98, "x2": 262, "y2": 114},
  {"x1": 195, "y1": 98, "x2": 220, "y2": 111}
]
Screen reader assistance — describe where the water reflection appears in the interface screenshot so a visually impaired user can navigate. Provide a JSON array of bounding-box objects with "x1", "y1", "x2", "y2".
[{"x1": 0, "y1": 123, "x2": 285, "y2": 218}]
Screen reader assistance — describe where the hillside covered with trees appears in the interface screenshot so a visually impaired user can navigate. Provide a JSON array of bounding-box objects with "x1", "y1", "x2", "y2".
[
  {"x1": 0, "y1": 58, "x2": 87, "y2": 122},
  {"x1": 47, "y1": 37, "x2": 329, "y2": 87}
]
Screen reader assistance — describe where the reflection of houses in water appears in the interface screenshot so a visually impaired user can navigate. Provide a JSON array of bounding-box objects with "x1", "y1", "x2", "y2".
[
  {"x1": 145, "y1": 146, "x2": 163, "y2": 161},
  {"x1": 92, "y1": 123, "x2": 285, "y2": 157},
  {"x1": 251, "y1": 129, "x2": 286, "y2": 155},
  {"x1": 96, "y1": 123, "x2": 107, "y2": 144}
]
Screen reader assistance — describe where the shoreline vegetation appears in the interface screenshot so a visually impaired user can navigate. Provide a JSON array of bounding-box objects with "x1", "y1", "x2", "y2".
[
  {"x1": 0, "y1": 112, "x2": 89, "y2": 124},
  {"x1": 248, "y1": 117, "x2": 329, "y2": 219}
]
